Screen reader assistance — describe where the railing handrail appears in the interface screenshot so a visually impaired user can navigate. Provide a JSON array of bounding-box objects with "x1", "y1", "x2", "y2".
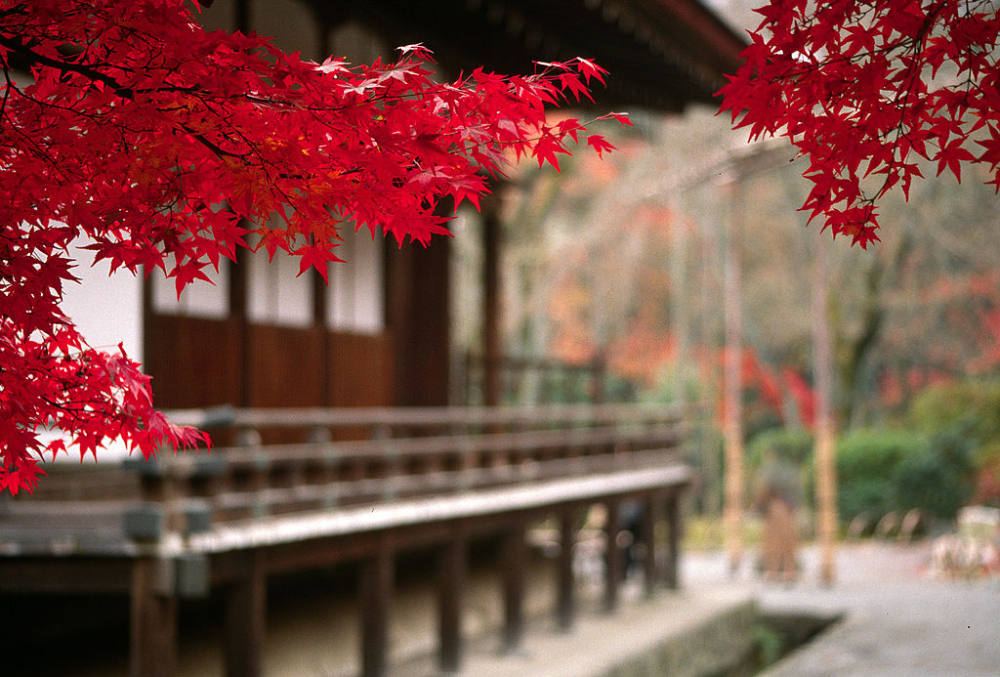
[
  {"x1": 162, "y1": 402, "x2": 686, "y2": 430},
  {"x1": 144, "y1": 422, "x2": 683, "y2": 471}
]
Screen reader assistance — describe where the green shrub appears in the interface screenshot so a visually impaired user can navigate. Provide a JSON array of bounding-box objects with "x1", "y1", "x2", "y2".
[
  {"x1": 893, "y1": 427, "x2": 975, "y2": 519},
  {"x1": 836, "y1": 429, "x2": 928, "y2": 522},
  {"x1": 906, "y1": 380, "x2": 998, "y2": 507},
  {"x1": 907, "y1": 380, "x2": 1000, "y2": 454},
  {"x1": 838, "y1": 476, "x2": 895, "y2": 524},
  {"x1": 893, "y1": 450, "x2": 970, "y2": 520},
  {"x1": 836, "y1": 427, "x2": 976, "y2": 522}
]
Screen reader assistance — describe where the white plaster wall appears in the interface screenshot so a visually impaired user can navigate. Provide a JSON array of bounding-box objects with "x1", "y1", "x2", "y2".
[
  {"x1": 247, "y1": 245, "x2": 313, "y2": 327},
  {"x1": 150, "y1": 259, "x2": 230, "y2": 319},
  {"x1": 60, "y1": 239, "x2": 143, "y2": 361},
  {"x1": 328, "y1": 226, "x2": 384, "y2": 334}
]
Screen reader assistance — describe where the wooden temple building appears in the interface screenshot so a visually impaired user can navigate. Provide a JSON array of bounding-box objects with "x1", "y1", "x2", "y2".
[{"x1": 0, "y1": 1, "x2": 744, "y2": 676}]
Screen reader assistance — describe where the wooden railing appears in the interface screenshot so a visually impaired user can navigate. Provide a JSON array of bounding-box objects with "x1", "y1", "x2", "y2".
[{"x1": 117, "y1": 403, "x2": 685, "y2": 540}]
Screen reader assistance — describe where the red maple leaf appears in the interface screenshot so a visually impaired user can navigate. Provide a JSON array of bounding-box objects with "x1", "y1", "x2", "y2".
[
  {"x1": 0, "y1": 0, "x2": 619, "y2": 493},
  {"x1": 719, "y1": 0, "x2": 1000, "y2": 243}
]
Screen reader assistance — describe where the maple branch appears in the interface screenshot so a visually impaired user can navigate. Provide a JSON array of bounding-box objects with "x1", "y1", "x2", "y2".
[
  {"x1": 0, "y1": 62, "x2": 11, "y2": 119},
  {"x1": 0, "y1": 32, "x2": 136, "y2": 99},
  {"x1": 3, "y1": 33, "x2": 264, "y2": 168}
]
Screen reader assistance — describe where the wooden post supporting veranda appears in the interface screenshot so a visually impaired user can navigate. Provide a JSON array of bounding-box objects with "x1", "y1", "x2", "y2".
[
  {"x1": 641, "y1": 493, "x2": 663, "y2": 598},
  {"x1": 437, "y1": 532, "x2": 466, "y2": 673},
  {"x1": 224, "y1": 550, "x2": 267, "y2": 677},
  {"x1": 361, "y1": 535, "x2": 394, "y2": 677},
  {"x1": 603, "y1": 498, "x2": 622, "y2": 613},
  {"x1": 664, "y1": 492, "x2": 681, "y2": 590},
  {"x1": 556, "y1": 508, "x2": 578, "y2": 631},
  {"x1": 482, "y1": 194, "x2": 502, "y2": 407},
  {"x1": 130, "y1": 557, "x2": 178, "y2": 677},
  {"x1": 501, "y1": 518, "x2": 526, "y2": 653},
  {"x1": 812, "y1": 231, "x2": 838, "y2": 586}
]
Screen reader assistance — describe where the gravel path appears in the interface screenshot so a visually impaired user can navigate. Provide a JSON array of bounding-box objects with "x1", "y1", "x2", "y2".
[{"x1": 686, "y1": 541, "x2": 1000, "y2": 677}]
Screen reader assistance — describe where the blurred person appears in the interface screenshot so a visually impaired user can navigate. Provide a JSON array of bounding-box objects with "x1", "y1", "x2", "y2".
[{"x1": 755, "y1": 449, "x2": 801, "y2": 582}]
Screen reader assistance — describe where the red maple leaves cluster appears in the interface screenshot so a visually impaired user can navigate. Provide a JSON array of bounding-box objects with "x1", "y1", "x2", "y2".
[
  {"x1": 0, "y1": 0, "x2": 621, "y2": 493},
  {"x1": 720, "y1": 0, "x2": 1000, "y2": 247}
]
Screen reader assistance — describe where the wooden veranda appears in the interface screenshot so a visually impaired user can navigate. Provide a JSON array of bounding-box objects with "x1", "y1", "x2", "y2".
[{"x1": 1, "y1": 403, "x2": 690, "y2": 677}]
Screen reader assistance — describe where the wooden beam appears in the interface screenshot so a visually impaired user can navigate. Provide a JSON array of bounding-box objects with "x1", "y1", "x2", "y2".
[
  {"x1": 500, "y1": 518, "x2": 526, "y2": 653},
  {"x1": 556, "y1": 508, "x2": 577, "y2": 631},
  {"x1": 437, "y1": 531, "x2": 466, "y2": 673},
  {"x1": 0, "y1": 557, "x2": 132, "y2": 594},
  {"x1": 360, "y1": 535, "x2": 394, "y2": 677},
  {"x1": 129, "y1": 557, "x2": 177, "y2": 677},
  {"x1": 182, "y1": 466, "x2": 690, "y2": 554},
  {"x1": 224, "y1": 550, "x2": 267, "y2": 677}
]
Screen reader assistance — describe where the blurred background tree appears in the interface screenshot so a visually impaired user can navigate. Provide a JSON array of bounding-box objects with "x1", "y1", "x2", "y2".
[{"x1": 451, "y1": 0, "x2": 1000, "y2": 530}]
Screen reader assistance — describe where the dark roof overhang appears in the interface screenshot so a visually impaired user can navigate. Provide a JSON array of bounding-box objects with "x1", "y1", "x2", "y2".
[{"x1": 312, "y1": 0, "x2": 746, "y2": 113}]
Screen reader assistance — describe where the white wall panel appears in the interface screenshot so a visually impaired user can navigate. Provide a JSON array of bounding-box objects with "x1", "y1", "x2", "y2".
[{"x1": 61, "y1": 238, "x2": 143, "y2": 360}]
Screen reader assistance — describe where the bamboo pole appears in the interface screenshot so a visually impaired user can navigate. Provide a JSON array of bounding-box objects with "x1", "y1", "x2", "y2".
[
  {"x1": 812, "y1": 232, "x2": 837, "y2": 585},
  {"x1": 722, "y1": 178, "x2": 744, "y2": 576}
]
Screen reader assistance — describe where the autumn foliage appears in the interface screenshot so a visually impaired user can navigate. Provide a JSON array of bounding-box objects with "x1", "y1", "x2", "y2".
[
  {"x1": 720, "y1": 0, "x2": 1000, "y2": 247},
  {"x1": 0, "y1": 0, "x2": 619, "y2": 493}
]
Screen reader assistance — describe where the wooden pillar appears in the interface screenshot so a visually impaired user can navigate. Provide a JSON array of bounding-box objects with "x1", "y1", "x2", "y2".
[
  {"x1": 482, "y1": 196, "x2": 502, "y2": 406},
  {"x1": 229, "y1": 243, "x2": 251, "y2": 408},
  {"x1": 500, "y1": 519, "x2": 526, "y2": 653},
  {"x1": 603, "y1": 498, "x2": 621, "y2": 613},
  {"x1": 224, "y1": 550, "x2": 267, "y2": 677},
  {"x1": 386, "y1": 218, "x2": 452, "y2": 407},
  {"x1": 664, "y1": 494, "x2": 681, "y2": 590},
  {"x1": 312, "y1": 266, "x2": 332, "y2": 406},
  {"x1": 641, "y1": 494, "x2": 661, "y2": 599},
  {"x1": 361, "y1": 538, "x2": 394, "y2": 677},
  {"x1": 437, "y1": 535, "x2": 466, "y2": 673},
  {"x1": 130, "y1": 558, "x2": 177, "y2": 677},
  {"x1": 556, "y1": 509, "x2": 577, "y2": 631}
]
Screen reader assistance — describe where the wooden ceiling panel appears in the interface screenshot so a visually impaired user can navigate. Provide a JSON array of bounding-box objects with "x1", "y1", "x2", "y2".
[{"x1": 311, "y1": 0, "x2": 745, "y2": 112}]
